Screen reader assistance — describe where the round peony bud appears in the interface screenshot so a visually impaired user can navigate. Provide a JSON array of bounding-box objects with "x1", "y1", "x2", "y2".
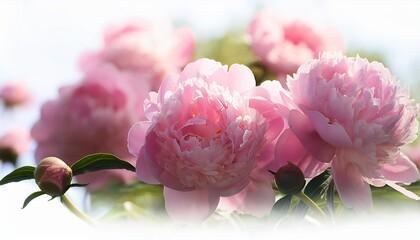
[
  {"x1": 34, "y1": 157, "x2": 73, "y2": 197},
  {"x1": 272, "y1": 163, "x2": 306, "y2": 195}
]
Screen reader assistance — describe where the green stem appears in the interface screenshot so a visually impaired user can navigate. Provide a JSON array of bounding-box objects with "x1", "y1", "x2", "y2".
[
  {"x1": 60, "y1": 194, "x2": 98, "y2": 226},
  {"x1": 295, "y1": 191, "x2": 328, "y2": 222}
]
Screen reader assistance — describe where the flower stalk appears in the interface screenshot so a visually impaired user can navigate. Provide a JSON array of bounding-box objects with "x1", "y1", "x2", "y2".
[
  {"x1": 60, "y1": 194, "x2": 98, "y2": 226},
  {"x1": 295, "y1": 191, "x2": 328, "y2": 222}
]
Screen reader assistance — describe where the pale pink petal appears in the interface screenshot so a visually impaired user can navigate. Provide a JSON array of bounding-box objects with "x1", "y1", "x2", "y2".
[
  {"x1": 179, "y1": 58, "x2": 224, "y2": 81},
  {"x1": 332, "y1": 160, "x2": 373, "y2": 212},
  {"x1": 288, "y1": 109, "x2": 335, "y2": 163},
  {"x1": 127, "y1": 121, "x2": 151, "y2": 156},
  {"x1": 227, "y1": 64, "x2": 256, "y2": 93},
  {"x1": 307, "y1": 110, "x2": 353, "y2": 147},
  {"x1": 136, "y1": 147, "x2": 159, "y2": 184},
  {"x1": 219, "y1": 180, "x2": 275, "y2": 217},
  {"x1": 164, "y1": 187, "x2": 220, "y2": 223},
  {"x1": 274, "y1": 129, "x2": 329, "y2": 177},
  {"x1": 379, "y1": 153, "x2": 420, "y2": 184},
  {"x1": 386, "y1": 181, "x2": 420, "y2": 200}
]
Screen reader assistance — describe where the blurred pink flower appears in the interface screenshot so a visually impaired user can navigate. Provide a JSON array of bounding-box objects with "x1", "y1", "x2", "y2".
[
  {"x1": 248, "y1": 10, "x2": 345, "y2": 86},
  {"x1": 0, "y1": 127, "x2": 31, "y2": 165},
  {"x1": 128, "y1": 58, "x2": 283, "y2": 222},
  {"x1": 31, "y1": 65, "x2": 150, "y2": 190},
  {"x1": 80, "y1": 19, "x2": 195, "y2": 90},
  {"x1": 0, "y1": 82, "x2": 31, "y2": 108},
  {"x1": 275, "y1": 52, "x2": 420, "y2": 212}
]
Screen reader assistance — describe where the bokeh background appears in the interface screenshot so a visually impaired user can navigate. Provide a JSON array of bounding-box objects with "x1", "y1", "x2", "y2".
[{"x1": 1, "y1": 0, "x2": 420, "y2": 238}]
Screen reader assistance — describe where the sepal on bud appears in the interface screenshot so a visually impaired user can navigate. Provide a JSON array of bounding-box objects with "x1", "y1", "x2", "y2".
[{"x1": 270, "y1": 162, "x2": 306, "y2": 195}]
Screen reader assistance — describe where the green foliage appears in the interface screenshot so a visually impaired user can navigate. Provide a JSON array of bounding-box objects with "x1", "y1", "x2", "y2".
[
  {"x1": 89, "y1": 181, "x2": 166, "y2": 222},
  {"x1": 22, "y1": 191, "x2": 45, "y2": 209},
  {"x1": 0, "y1": 166, "x2": 35, "y2": 185},
  {"x1": 71, "y1": 153, "x2": 135, "y2": 176}
]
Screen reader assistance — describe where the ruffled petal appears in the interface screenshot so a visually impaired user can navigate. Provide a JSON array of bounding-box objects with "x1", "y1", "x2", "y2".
[
  {"x1": 227, "y1": 64, "x2": 256, "y2": 93},
  {"x1": 127, "y1": 121, "x2": 151, "y2": 156},
  {"x1": 136, "y1": 147, "x2": 160, "y2": 184},
  {"x1": 332, "y1": 159, "x2": 373, "y2": 212},
  {"x1": 379, "y1": 153, "x2": 420, "y2": 184},
  {"x1": 164, "y1": 187, "x2": 220, "y2": 223},
  {"x1": 274, "y1": 129, "x2": 330, "y2": 177},
  {"x1": 219, "y1": 180, "x2": 275, "y2": 217},
  {"x1": 288, "y1": 109, "x2": 335, "y2": 163},
  {"x1": 307, "y1": 110, "x2": 352, "y2": 147}
]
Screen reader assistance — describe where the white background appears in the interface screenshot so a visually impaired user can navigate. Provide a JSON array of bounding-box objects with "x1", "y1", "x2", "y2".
[{"x1": 1, "y1": 0, "x2": 420, "y2": 239}]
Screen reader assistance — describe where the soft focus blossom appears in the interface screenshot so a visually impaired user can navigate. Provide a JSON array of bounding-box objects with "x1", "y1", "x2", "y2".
[
  {"x1": 274, "y1": 52, "x2": 420, "y2": 212},
  {"x1": 128, "y1": 58, "x2": 283, "y2": 222},
  {"x1": 80, "y1": 19, "x2": 195, "y2": 90},
  {"x1": 0, "y1": 82, "x2": 31, "y2": 108},
  {"x1": 34, "y1": 157, "x2": 73, "y2": 197},
  {"x1": 31, "y1": 65, "x2": 149, "y2": 190},
  {"x1": 0, "y1": 127, "x2": 31, "y2": 165},
  {"x1": 248, "y1": 10, "x2": 345, "y2": 86}
]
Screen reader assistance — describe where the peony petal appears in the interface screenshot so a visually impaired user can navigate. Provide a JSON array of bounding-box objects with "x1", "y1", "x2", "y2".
[
  {"x1": 332, "y1": 160, "x2": 373, "y2": 212},
  {"x1": 127, "y1": 121, "x2": 151, "y2": 156},
  {"x1": 379, "y1": 153, "x2": 420, "y2": 184},
  {"x1": 274, "y1": 129, "x2": 329, "y2": 177},
  {"x1": 227, "y1": 64, "x2": 256, "y2": 93},
  {"x1": 164, "y1": 187, "x2": 220, "y2": 223},
  {"x1": 288, "y1": 109, "x2": 335, "y2": 163},
  {"x1": 386, "y1": 181, "x2": 420, "y2": 200},
  {"x1": 307, "y1": 111, "x2": 353, "y2": 148},
  {"x1": 136, "y1": 147, "x2": 160, "y2": 184},
  {"x1": 219, "y1": 180, "x2": 275, "y2": 217}
]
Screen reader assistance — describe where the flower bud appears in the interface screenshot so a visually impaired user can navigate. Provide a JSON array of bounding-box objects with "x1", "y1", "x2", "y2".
[
  {"x1": 0, "y1": 82, "x2": 30, "y2": 108},
  {"x1": 271, "y1": 162, "x2": 306, "y2": 195},
  {"x1": 34, "y1": 157, "x2": 73, "y2": 197}
]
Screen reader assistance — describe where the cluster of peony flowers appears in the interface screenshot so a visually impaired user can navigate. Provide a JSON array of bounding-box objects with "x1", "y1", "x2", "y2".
[
  {"x1": 31, "y1": 19, "x2": 195, "y2": 190},
  {"x1": 28, "y1": 11, "x2": 420, "y2": 223},
  {"x1": 127, "y1": 52, "x2": 420, "y2": 222}
]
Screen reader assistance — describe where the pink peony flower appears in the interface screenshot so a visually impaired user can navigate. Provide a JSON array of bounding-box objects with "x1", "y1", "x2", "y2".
[
  {"x1": 0, "y1": 127, "x2": 31, "y2": 165},
  {"x1": 248, "y1": 10, "x2": 345, "y2": 86},
  {"x1": 0, "y1": 82, "x2": 31, "y2": 108},
  {"x1": 80, "y1": 19, "x2": 195, "y2": 90},
  {"x1": 274, "y1": 52, "x2": 420, "y2": 212},
  {"x1": 31, "y1": 65, "x2": 150, "y2": 190},
  {"x1": 128, "y1": 58, "x2": 283, "y2": 222}
]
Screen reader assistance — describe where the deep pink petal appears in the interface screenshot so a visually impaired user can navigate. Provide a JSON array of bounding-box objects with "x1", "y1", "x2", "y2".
[
  {"x1": 288, "y1": 109, "x2": 335, "y2": 163},
  {"x1": 127, "y1": 121, "x2": 151, "y2": 156},
  {"x1": 164, "y1": 187, "x2": 220, "y2": 223},
  {"x1": 332, "y1": 159, "x2": 373, "y2": 212},
  {"x1": 274, "y1": 129, "x2": 329, "y2": 177},
  {"x1": 307, "y1": 110, "x2": 352, "y2": 147},
  {"x1": 219, "y1": 180, "x2": 275, "y2": 217},
  {"x1": 379, "y1": 153, "x2": 420, "y2": 184}
]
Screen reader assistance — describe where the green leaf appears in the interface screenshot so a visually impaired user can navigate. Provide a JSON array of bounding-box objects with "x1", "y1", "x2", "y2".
[
  {"x1": 270, "y1": 194, "x2": 292, "y2": 222},
  {"x1": 0, "y1": 166, "x2": 36, "y2": 186},
  {"x1": 71, "y1": 153, "x2": 135, "y2": 176},
  {"x1": 22, "y1": 191, "x2": 45, "y2": 209},
  {"x1": 295, "y1": 169, "x2": 332, "y2": 218}
]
